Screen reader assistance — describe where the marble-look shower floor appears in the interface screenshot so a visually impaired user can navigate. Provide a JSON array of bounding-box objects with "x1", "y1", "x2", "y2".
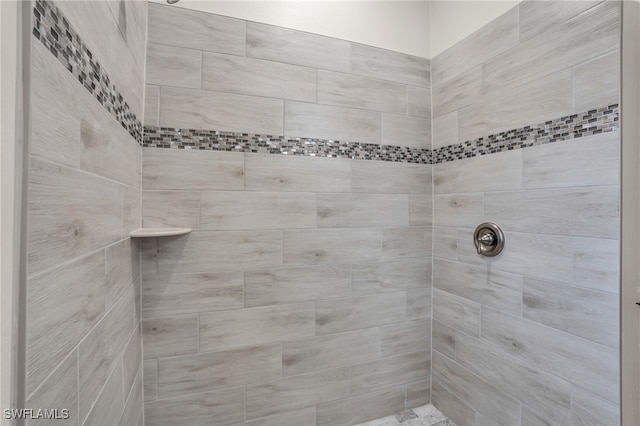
[{"x1": 356, "y1": 404, "x2": 455, "y2": 426}]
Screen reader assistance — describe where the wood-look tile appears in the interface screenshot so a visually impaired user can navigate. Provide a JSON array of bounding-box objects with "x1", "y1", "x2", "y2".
[
  {"x1": 382, "y1": 226, "x2": 432, "y2": 260},
  {"x1": 433, "y1": 289, "x2": 480, "y2": 337},
  {"x1": 409, "y1": 195, "x2": 432, "y2": 226},
  {"x1": 245, "y1": 367, "x2": 351, "y2": 420},
  {"x1": 572, "y1": 237, "x2": 619, "y2": 293},
  {"x1": 201, "y1": 191, "x2": 316, "y2": 230},
  {"x1": 433, "y1": 227, "x2": 458, "y2": 261},
  {"x1": 156, "y1": 231, "x2": 282, "y2": 275},
  {"x1": 382, "y1": 114, "x2": 431, "y2": 149},
  {"x1": 351, "y1": 161, "x2": 431, "y2": 194},
  {"x1": 82, "y1": 361, "x2": 124, "y2": 426},
  {"x1": 145, "y1": 43, "x2": 202, "y2": 89},
  {"x1": 521, "y1": 406, "x2": 559, "y2": 426},
  {"x1": 157, "y1": 344, "x2": 282, "y2": 399},
  {"x1": 432, "y1": 320, "x2": 456, "y2": 359},
  {"x1": 199, "y1": 303, "x2": 315, "y2": 352},
  {"x1": 235, "y1": 407, "x2": 316, "y2": 426},
  {"x1": 483, "y1": 1, "x2": 619, "y2": 93},
  {"x1": 144, "y1": 85, "x2": 160, "y2": 127},
  {"x1": 484, "y1": 186, "x2": 619, "y2": 239},
  {"x1": 573, "y1": 50, "x2": 619, "y2": 112},
  {"x1": 317, "y1": 193, "x2": 408, "y2": 228},
  {"x1": 160, "y1": 87, "x2": 283, "y2": 135},
  {"x1": 481, "y1": 307, "x2": 619, "y2": 402},
  {"x1": 283, "y1": 228, "x2": 381, "y2": 266},
  {"x1": 523, "y1": 132, "x2": 619, "y2": 189},
  {"x1": 433, "y1": 193, "x2": 483, "y2": 227},
  {"x1": 406, "y1": 381, "x2": 431, "y2": 410},
  {"x1": 523, "y1": 277, "x2": 618, "y2": 348},
  {"x1": 432, "y1": 66, "x2": 482, "y2": 118},
  {"x1": 406, "y1": 289, "x2": 432, "y2": 321},
  {"x1": 432, "y1": 351, "x2": 521, "y2": 426},
  {"x1": 455, "y1": 334, "x2": 571, "y2": 425},
  {"x1": 284, "y1": 101, "x2": 381, "y2": 144},
  {"x1": 145, "y1": 387, "x2": 245, "y2": 426},
  {"x1": 408, "y1": 85, "x2": 431, "y2": 118},
  {"x1": 122, "y1": 326, "x2": 142, "y2": 399},
  {"x1": 119, "y1": 366, "x2": 143, "y2": 426},
  {"x1": 244, "y1": 264, "x2": 350, "y2": 308},
  {"x1": 142, "y1": 315, "x2": 197, "y2": 359},
  {"x1": 143, "y1": 360, "x2": 157, "y2": 402},
  {"x1": 121, "y1": 186, "x2": 142, "y2": 239},
  {"x1": 142, "y1": 191, "x2": 199, "y2": 230},
  {"x1": 380, "y1": 319, "x2": 431, "y2": 357},
  {"x1": 202, "y1": 52, "x2": 316, "y2": 102},
  {"x1": 571, "y1": 385, "x2": 620, "y2": 426},
  {"x1": 351, "y1": 43, "x2": 430, "y2": 87},
  {"x1": 432, "y1": 111, "x2": 458, "y2": 149},
  {"x1": 316, "y1": 293, "x2": 406, "y2": 335},
  {"x1": 26, "y1": 251, "x2": 105, "y2": 395},
  {"x1": 147, "y1": 3, "x2": 245, "y2": 55},
  {"x1": 143, "y1": 271, "x2": 243, "y2": 318},
  {"x1": 519, "y1": 0, "x2": 603, "y2": 42},
  {"x1": 351, "y1": 258, "x2": 430, "y2": 295},
  {"x1": 106, "y1": 239, "x2": 139, "y2": 311},
  {"x1": 282, "y1": 329, "x2": 380, "y2": 376},
  {"x1": 246, "y1": 22, "x2": 350, "y2": 72},
  {"x1": 350, "y1": 351, "x2": 430, "y2": 395},
  {"x1": 140, "y1": 238, "x2": 157, "y2": 277},
  {"x1": 431, "y1": 380, "x2": 477, "y2": 426},
  {"x1": 317, "y1": 70, "x2": 406, "y2": 114},
  {"x1": 317, "y1": 386, "x2": 406, "y2": 426},
  {"x1": 244, "y1": 153, "x2": 351, "y2": 193},
  {"x1": 143, "y1": 148, "x2": 244, "y2": 191},
  {"x1": 431, "y1": 6, "x2": 518, "y2": 86}
]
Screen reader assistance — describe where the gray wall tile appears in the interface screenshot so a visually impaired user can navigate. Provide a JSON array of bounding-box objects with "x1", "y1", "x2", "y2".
[
  {"x1": 409, "y1": 195, "x2": 432, "y2": 226},
  {"x1": 317, "y1": 193, "x2": 408, "y2": 228},
  {"x1": 406, "y1": 289, "x2": 432, "y2": 321},
  {"x1": 146, "y1": 43, "x2": 202, "y2": 89},
  {"x1": 350, "y1": 351, "x2": 430, "y2": 395},
  {"x1": 521, "y1": 406, "x2": 559, "y2": 426},
  {"x1": 433, "y1": 289, "x2": 480, "y2": 337},
  {"x1": 317, "y1": 386, "x2": 406, "y2": 426},
  {"x1": 351, "y1": 43, "x2": 430, "y2": 87},
  {"x1": 123, "y1": 326, "x2": 142, "y2": 398},
  {"x1": 106, "y1": 239, "x2": 140, "y2": 311},
  {"x1": 239, "y1": 407, "x2": 316, "y2": 426},
  {"x1": 408, "y1": 85, "x2": 431, "y2": 118},
  {"x1": 433, "y1": 227, "x2": 458, "y2": 261},
  {"x1": 519, "y1": 1, "x2": 603, "y2": 43},
  {"x1": 432, "y1": 111, "x2": 458, "y2": 149},
  {"x1": 142, "y1": 191, "x2": 200, "y2": 230},
  {"x1": 573, "y1": 237, "x2": 620, "y2": 293},
  {"x1": 433, "y1": 193, "x2": 484, "y2": 227},
  {"x1": 283, "y1": 228, "x2": 381, "y2": 266},
  {"x1": 431, "y1": 380, "x2": 477, "y2": 426},
  {"x1": 406, "y1": 380, "x2": 431, "y2": 409},
  {"x1": 142, "y1": 315, "x2": 198, "y2": 359},
  {"x1": 571, "y1": 385, "x2": 620, "y2": 426},
  {"x1": 573, "y1": 50, "x2": 620, "y2": 113},
  {"x1": 432, "y1": 66, "x2": 482, "y2": 118},
  {"x1": 143, "y1": 360, "x2": 157, "y2": 402},
  {"x1": 380, "y1": 319, "x2": 431, "y2": 357},
  {"x1": 82, "y1": 361, "x2": 124, "y2": 426},
  {"x1": 144, "y1": 85, "x2": 160, "y2": 126},
  {"x1": 382, "y1": 114, "x2": 431, "y2": 149},
  {"x1": 382, "y1": 226, "x2": 432, "y2": 260},
  {"x1": 120, "y1": 366, "x2": 143, "y2": 426},
  {"x1": 351, "y1": 258, "x2": 431, "y2": 295},
  {"x1": 351, "y1": 161, "x2": 431, "y2": 194},
  {"x1": 432, "y1": 320, "x2": 456, "y2": 359}
]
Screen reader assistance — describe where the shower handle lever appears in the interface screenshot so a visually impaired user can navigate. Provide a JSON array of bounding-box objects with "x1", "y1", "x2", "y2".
[{"x1": 476, "y1": 233, "x2": 495, "y2": 254}]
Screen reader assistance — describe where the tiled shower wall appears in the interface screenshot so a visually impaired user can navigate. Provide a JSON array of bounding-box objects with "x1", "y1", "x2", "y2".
[
  {"x1": 430, "y1": 2, "x2": 621, "y2": 426},
  {"x1": 141, "y1": 3, "x2": 432, "y2": 426},
  {"x1": 24, "y1": 1, "x2": 146, "y2": 425}
]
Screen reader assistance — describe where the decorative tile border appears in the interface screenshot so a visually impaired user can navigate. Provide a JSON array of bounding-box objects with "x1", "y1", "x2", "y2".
[
  {"x1": 143, "y1": 105, "x2": 618, "y2": 165},
  {"x1": 32, "y1": 0, "x2": 143, "y2": 144}
]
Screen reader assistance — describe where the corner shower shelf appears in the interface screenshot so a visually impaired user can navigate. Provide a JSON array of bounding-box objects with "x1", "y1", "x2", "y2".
[{"x1": 130, "y1": 228, "x2": 192, "y2": 238}]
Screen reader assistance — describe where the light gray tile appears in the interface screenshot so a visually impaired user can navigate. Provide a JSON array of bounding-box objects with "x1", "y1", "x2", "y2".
[
  {"x1": 432, "y1": 320, "x2": 456, "y2": 359},
  {"x1": 199, "y1": 303, "x2": 315, "y2": 352},
  {"x1": 317, "y1": 193, "x2": 408, "y2": 228},
  {"x1": 283, "y1": 329, "x2": 380, "y2": 376},
  {"x1": 434, "y1": 149, "x2": 522, "y2": 194},
  {"x1": 408, "y1": 86, "x2": 431, "y2": 118},
  {"x1": 157, "y1": 344, "x2": 282, "y2": 399},
  {"x1": 247, "y1": 22, "x2": 350, "y2": 72},
  {"x1": 26, "y1": 251, "x2": 105, "y2": 395},
  {"x1": 122, "y1": 326, "x2": 142, "y2": 399},
  {"x1": 201, "y1": 191, "x2": 316, "y2": 230},
  {"x1": 523, "y1": 277, "x2": 618, "y2": 348},
  {"x1": 433, "y1": 227, "x2": 458, "y2": 261},
  {"x1": 351, "y1": 258, "x2": 431, "y2": 295},
  {"x1": 147, "y1": 3, "x2": 245, "y2": 55},
  {"x1": 317, "y1": 386, "x2": 406, "y2": 426},
  {"x1": 351, "y1": 44, "x2": 430, "y2": 87},
  {"x1": 521, "y1": 406, "x2": 558, "y2": 426},
  {"x1": 160, "y1": 87, "x2": 283, "y2": 135},
  {"x1": 28, "y1": 158, "x2": 121, "y2": 274},
  {"x1": 202, "y1": 52, "x2": 316, "y2": 102},
  {"x1": 432, "y1": 351, "x2": 521, "y2": 426},
  {"x1": 157, "y1": 231, "x2": 282, "y2": 275},
  {"x1": 26, "y1": 351, "x2": 78, "y2": 426},
  {"x1": 283, "y1": 228, "x2": 381, "y2": 266},
  {"x1": 316, "y1": 293, "x2": 406, "y2": 335},
  {"x1": 119, "y1": 366, "x2": 143, "y2": 426},
  {"x1": 382, "y1": 226, "x2": 432, "y2": 260},
  {"x1": 406, "y1": 379, "x2": 431, "y2": 409},
  {"x1": 106, "y1": 239, "x2": 139, "y2": 311},
  {"x1": 574, "y1": 50, "x2": 619, "y2": 112},
  {"x1": 456, "y1": 334, "x2": 571, "y2": 425},
  {"x1": 571, "y1": 385, "x2": 620, "y2": 426},
  {"x1": 433, "y1": 193, "x2": 483, "y2": 227},
  {"x1": 406, "y1": 289, "x2": 432, "y2": 321},
  {"x1": 382, "y1": 114, "x2": 430, "y2": 149},
  {"x1": 519, "y1": 0, "x2": 603, "y2": 42},
  {"x1": 245, "y1": 153, "x2": 351, "y2": 193},
  {"x1": 351, "y1": 351, "x2": 430, "y2": 395},
  {"x1": 237, "y1": 407, "x2": 316, "y2": 426},
  {"x1": 245, "y1": 367, "x2": 351, "y2": 420},
  {"x1": 245, "y1": 264, "x2": 351, "y2": 308},
  {"x1": 140, "y1": 238, "x2": 157, "y2": 277},
  {"x1": 523, "y1": 132, "x2": 620, "y2": 189},
  {"x1": 432, "y1": 111, "x2": 458, "y2": 149},
  {"x1": 142, "y1": 315, "x2": 197, "y2": 359},
  {"x1": 434, "y1": 258, "x2": 523, "y2": 315},
  {"x1": 573, "y1": 237, "x2": 620, "y2": 293},
  {"x1": 121, "y1": 186, "x2": 142, "y2": 239},
  {"x1": 142, "y1": 191, "x2": 200, "y2": 230},
  {"x1": 351, "y1": 161, "x2": 431, "y2": 194},
  {"x1": 484, "y1": 186, "x2": 619, "y2": 239},
  {"x1": 380, "y1": 319, "x2": 431, "y2": 357},
  {"x1": 481, "y1": 307, "x2": 619, "y2": 402},
  {"x1": 432, "y1": 66, "x2": 482, "y2": 118},
  {"x1": 145, "y1": 387, "x2": 244, "y2": 426},
  {"x1": 144, "y1": 85, "x2": 160, "y2": 127},
  {"x1": 431, "y1": 380, "x2": 477, "y2": 426},
  {"x1": 285, "y1": 101, "x2": 380, "y2": 144},
  {"x1": 433, "y1": 289, "x2": 480, "y2": 337},
  {"x1": 409, "y1": 195, "x2": 432, "y2": 226},
  {"x1": 143, "y1": 360, "x2": 157, "y2": 402},
  {"x1": 142, "y1": 271, "x2": 243, "y2": 317},
  {"x1": 431, "y1": 6, "x2": 518, "y2": 86},
  {"x1": 82, "y1": 361, "x2": 124, "y2": 426},
  {"x1": 143, "y1": 148, "x2": 244, "y2": 191},
  {"x1": 483, "y1": 1, "x2": 619, "y2": 93},
  {"x1": 145, "y1": 43, "x2": 201, "y2": 89},
  {"x1": 317, "y1": 70, "x2": 406, "y2": 114}
]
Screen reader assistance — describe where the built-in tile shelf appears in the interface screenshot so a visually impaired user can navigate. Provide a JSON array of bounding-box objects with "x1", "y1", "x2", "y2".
[{"x1": 130, "y1": 228, "x2": 192, "y2": 238}]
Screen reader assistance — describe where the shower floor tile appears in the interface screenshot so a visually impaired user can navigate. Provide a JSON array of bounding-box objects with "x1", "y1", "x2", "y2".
[{"x1": 356, "y1": 404, "x2": 455, "y2": 426}]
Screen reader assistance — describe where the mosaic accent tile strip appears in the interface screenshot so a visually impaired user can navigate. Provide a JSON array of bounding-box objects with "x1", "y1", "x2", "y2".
[
  {"x1": 32, "y1": 0, "x2": 143, "y2": 144},
  {"x1": 143, "y1": 105, "x2": 618, "y2": 165}
]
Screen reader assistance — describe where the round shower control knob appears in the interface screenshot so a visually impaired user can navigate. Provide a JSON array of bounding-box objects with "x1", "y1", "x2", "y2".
[{"x1": 473, "y1": 222, "x2": 505, "y2": 257}]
